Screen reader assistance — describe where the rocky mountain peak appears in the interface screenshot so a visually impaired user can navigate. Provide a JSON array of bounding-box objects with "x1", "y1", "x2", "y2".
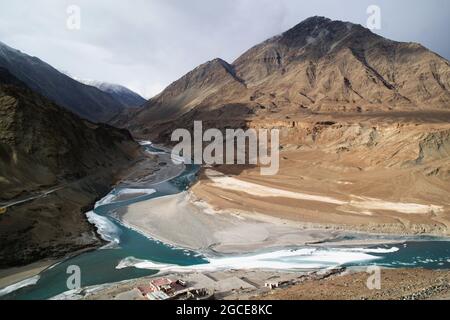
[
  {"x1": 279, "y1": 16, "x2": 374, "y2": 52},
  {"x1": 0, "y1": 41, "x2": 128, "y2": 123},
  {"x1": 127, "y1": 16, "x2": 450, "y2": 131},
  {"x1": 284, "y1": 15, "x2": 332, "y2": 34}
]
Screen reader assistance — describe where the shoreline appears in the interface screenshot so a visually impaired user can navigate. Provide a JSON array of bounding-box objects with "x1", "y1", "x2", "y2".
[
  {"x1": 75, "y1": 267, "x2": 450, "y2": 300},
  {"x1": 117, "y1": 191, "x2": 344, "y2": 255},
  {"x1": 117, "y1": 190, "x2": 449, "y2": 258},
  {"x1": 0, "y1": 144, "x2": 182, "y2": 294},
  {"x1": 0, "y1": 260, "x2": 55, "y2": 291},
  {"x1": 2, "y1": 144, "x2": 448, "y2": 298}
]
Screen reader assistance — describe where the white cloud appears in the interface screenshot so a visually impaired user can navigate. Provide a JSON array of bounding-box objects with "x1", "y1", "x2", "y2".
[{"x1": 0, "y1": 0, "x2": 448, "y2": 99}]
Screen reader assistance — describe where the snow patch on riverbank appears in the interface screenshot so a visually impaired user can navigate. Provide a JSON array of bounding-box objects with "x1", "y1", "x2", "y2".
[
  {"x1": 95, "y1": 188, "x2": 156, "y2": 208},
  {"x1": 116, "y1": 247, "x2": 386, "y2": 273},
  {"x1": 0, "y1": 275, "x2": 40, "y2": 297},
  {"x1": 146, "y1": 150, "x2": 166, "y2": 155},
  {"x1": 86, "y1": 211, "x2": 121, "y2": 246},
  {"x1": 343, "y1": 247, "x2": 400, "y2": 254},
  {"x1": 117, "y1": 257, "x2": 176, "y2": 270}
]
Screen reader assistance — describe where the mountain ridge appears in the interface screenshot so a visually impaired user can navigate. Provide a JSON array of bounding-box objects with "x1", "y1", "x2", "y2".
[
  {"x1": 0, "y1": 41, "x2": 127, "y2": 123},
  {"x1": 78, "y1": 79, "x2": 146, "y2": 108},
  {"x1": 0, "y1": 67, "x2": 142, "y2": 267},
  {"x1": 124, "y1": 16, "x2": 449, "y2": 135}
]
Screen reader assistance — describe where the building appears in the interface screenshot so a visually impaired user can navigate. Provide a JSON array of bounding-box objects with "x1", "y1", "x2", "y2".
[{"x1": 137, "y1": 278, "x2": 189, "y2": 300}]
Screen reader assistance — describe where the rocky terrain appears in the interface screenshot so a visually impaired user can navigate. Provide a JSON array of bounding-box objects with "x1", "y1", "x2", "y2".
[
  {"x1": 190, "y1": 113, "x2": 450, "y2": 236},
  {"x1": 118, "y1": 17, "x2": 450, "y2": 237},
  {"x1": 65, "y1": 268, "x2": 450, "y2": 301},
  {"x1": 124, "y1": 16, "x2": 449, "y2": 136},
  {"x1": 0, "y1": 41, "x2": 127, "y2": 123},
  {"x1": 79, "y1": 80, "x2": 146, "y2": 108},
  {"x1": 255, "y1": 268, "x2": 450, "y2": 300},
  {"x1": 0, "y1": 67, "x2": 142, "y2": 267}
]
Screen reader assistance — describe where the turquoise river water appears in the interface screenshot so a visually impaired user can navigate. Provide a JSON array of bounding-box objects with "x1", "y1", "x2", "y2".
[{"x1": 2, "y1": 145, "x2": 449, "y2": 300}]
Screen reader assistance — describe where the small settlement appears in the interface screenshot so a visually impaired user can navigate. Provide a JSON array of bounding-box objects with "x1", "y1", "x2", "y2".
[{"x1": 127, "y1": 277, "x2": 213, "y2": 300}]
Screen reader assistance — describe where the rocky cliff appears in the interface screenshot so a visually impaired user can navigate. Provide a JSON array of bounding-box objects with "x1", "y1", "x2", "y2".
[{"x1": 0, "y1": 67, "x2": 141, "y2": 267}]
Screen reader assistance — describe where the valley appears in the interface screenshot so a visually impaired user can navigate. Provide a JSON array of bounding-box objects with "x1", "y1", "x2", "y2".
[
  {"x1": 191, "y1": 112, "x2": 450, "y2": 237},
  {"x1": 0, "y1": 14, "x2": 449, "y2": 301},
  {"x1": 2, "y1": 144, "x2": 448, "y2": 300}
]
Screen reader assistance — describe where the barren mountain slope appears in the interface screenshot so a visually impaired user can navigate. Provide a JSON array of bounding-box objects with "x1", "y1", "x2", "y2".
[
  {"x1": 122, "y1": 17, "x2": 450, "y2": 236},
  {"x1": 0, "y1": 68, "x2": 142, "y2": 267},
  {"x1": 191, "y1": 113, "x2": 450, "y2": 236},
  {"x1": 126, "y1": 16, "x2": 450, "y2": 135},
  {"x1": 0, "y1": 41, "x2": 126, "y2": 123}
]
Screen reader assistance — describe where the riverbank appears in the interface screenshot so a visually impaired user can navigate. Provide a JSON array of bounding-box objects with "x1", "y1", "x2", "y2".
[
  {"x1": 3, "y1": 143, "x2": 449, "y2": 300},
  {"x1": 0, "y1": 260, "x2": 55, "y2": 290},
  {"x1": 117, "y1": 142, "x2": 449, "y2": 255},
  {"x1": 191, "y1": 161, "x2": 450, "y2": 237},
  {"x1": 80, "y1": 267, "x2": 450, "y2": 300},
  {"x1": 117, "y1": 187, "x2": 448, "y2": 256},
  {"x1": 0, "y1": 144, "x2": 179, "y2": 295},
  {"x1": 255, "y1": 268, "x2": 450, "y2": 300},
  {"x1": 117, "y1": 191, "x2": 349, "y2": 255}
]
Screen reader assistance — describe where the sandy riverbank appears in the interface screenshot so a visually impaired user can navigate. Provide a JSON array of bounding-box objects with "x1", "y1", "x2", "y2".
[
  {"x1": 191, "y1": 158, "x2": 450, "y2": 237},
  {"x1": 0, "y1": 144, "x2": 181, "y2": 294},
  {"x1": 118, "y1": 191, "x2": 349, "y2": 254},
  {"x1": 117, "y1": 189, "x2": 414, "y2": 256},
  {"x1": 116, "y1": 145, "x2": 185, "y2": 188},
  {"x1": 0, "y1": 260, "x2": 56, "y2": 290},
  {"x1": 117, "y1": 152, "x2": 450, "y2": 256}
]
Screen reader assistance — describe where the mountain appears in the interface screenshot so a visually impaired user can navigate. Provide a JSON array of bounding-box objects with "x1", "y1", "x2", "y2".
[
  {"x1": 80, "y1": 80, "x2": 146, "y2": 108},
  {"x1": 125, "y1": 16, "x2": 450, "y2": 135},
  {"x1": 119, "y1": 17, "x2": 450, "y2": 239},
  {"x1": 0, "y1": 41, "x2": 126, "y2": 123},
  {"x1": 0, "y1": 67, "x2": 142, "y2": 267}
]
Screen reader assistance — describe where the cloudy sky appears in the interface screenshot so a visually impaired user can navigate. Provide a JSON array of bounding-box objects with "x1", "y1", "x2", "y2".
[{"x1": 0, "y1": 0, "x2": 448, "y2": 98}]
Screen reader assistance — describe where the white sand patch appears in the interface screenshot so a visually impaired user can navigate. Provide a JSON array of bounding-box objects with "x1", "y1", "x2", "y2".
[
  {"x1": 205, "y1": 170, "x2": 444, "y2": 215},
  {"x1": 205, "y1": 170, "x2": 346, "y2": 205},
  {"x1": 95, "y1": 188, "x2": 156, "y2": 208},
  {"x1": 95, "y1": 193, "x2": 117, "y2": 208},
  {"x1": 145, "y1": 150, "x2": 165, "y2": 155},
  {"x1": 336, "y1": 181, "x2": 354, "y2": 185},
  {"x1": 350, "y1": 197, "x2": 444, "y2": 214},
  {"x1": 118, "y1": 189, "x2": 157, "y2": 196}
]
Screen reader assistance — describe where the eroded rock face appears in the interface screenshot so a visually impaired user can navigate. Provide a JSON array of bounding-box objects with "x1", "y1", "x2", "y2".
[
  {"x1": 0, "y1": 68, "x2": 140, "y2": 267},
  {"x1": 117, "y1": 17, "x2": 450, "y2": 237}
]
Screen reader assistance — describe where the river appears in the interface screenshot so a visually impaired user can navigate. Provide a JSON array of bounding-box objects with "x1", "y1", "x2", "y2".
[{"x1": 2, "y1": 144, "x2": 449, "y2": 300}]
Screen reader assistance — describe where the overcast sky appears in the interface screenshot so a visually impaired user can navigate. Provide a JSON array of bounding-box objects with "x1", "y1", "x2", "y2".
[{"x1": 0, "y1": 0, "x2": 448, "y2": 98}]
